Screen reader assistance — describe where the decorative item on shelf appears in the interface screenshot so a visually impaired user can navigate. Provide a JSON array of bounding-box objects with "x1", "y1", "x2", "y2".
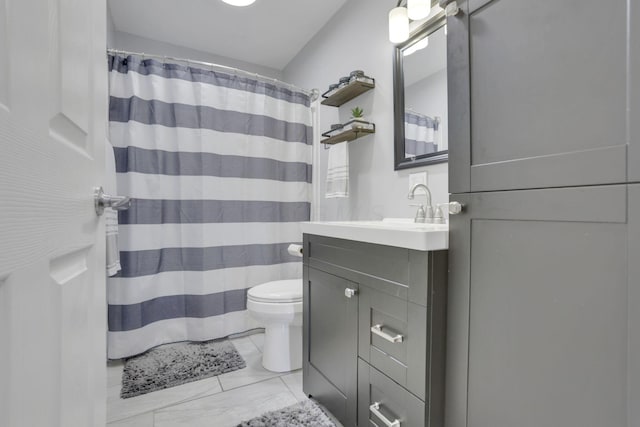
[
  {"x1": 321, "y1": 72, "x2": 375, "y2": 107},
  {"x1": 349, "y1": 70, "x2": 365, "y2": 83},
  {"x1": 326, "y1": 83, "x2": 340, "y2": 98},
  {"x1": 350, "y1": 107, "x2": 365, "y2": 129},
  {"x1": 321, "y1": 119, "x2": 376, "y2": 147}
]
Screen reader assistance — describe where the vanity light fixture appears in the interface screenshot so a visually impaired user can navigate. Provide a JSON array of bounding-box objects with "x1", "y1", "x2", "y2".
[
  {"x1": 389, "y1": 0, "x2": 430, "y2": 44},
  {"x1": 221, "y1": 0, "x2": 256, "y2": 6},
  {"x1": 390, "y1": 1, "x2": 443, "y2": 44},
  {"x1": 407, "y1": 0, "x2": 430, "y2": 20},
  {"x1": 389, "y1": 6, "x2": 410, "y2": 44}
]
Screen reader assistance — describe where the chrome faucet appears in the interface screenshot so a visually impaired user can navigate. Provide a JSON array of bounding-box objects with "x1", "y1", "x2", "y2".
[{"x1": 407, "y1": 183, "x2": 434, "y2": 223}]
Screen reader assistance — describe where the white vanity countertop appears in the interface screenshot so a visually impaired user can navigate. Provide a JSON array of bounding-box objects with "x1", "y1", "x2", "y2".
[{"x1": 300, "y1": 218, "x2": 448, "y2": 251}]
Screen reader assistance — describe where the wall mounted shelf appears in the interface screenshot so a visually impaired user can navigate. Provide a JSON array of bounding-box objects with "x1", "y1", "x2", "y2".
[
  {"x1": 321, "y1": 77, "x2": 375, "y2": 107},
  {"x1": 321, "y1": 119, "x2": 376, "y2": 145}
]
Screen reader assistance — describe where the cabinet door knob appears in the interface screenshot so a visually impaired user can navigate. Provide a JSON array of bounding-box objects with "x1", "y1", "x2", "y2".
[
  {"x1": 447, "y1": 201, "x2": 464, "y2": 215},
  {"x1": 370, "y1": 402, "x2": 401, "y2": 427},
  {"x1": 344, "y1": 288, "x2": 357, "y2": 298}
]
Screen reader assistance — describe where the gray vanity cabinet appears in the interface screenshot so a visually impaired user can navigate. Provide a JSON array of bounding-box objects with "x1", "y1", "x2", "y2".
[
  {"x1": 448, "y1": 0, "x2": 628, "y2": 194},
  {"x1": 358, "y1": 359, "x2": 426, "y2": 427},
  {"x1": 302, "y1": 234, "x2": 447, "y2": 427},
  {"x1": 629, "y1": 185, "x2": 640, "y2": 425},
  {"x1": 303, "y1": 266, "x2": 359, "y2": 426},
  {"x1": 446, "y1": 185, "x2": 633, "y2": 427},
  {"x1": 632, "y1": 3, "x2": 640, "y2": 183},
  {"x1": 357, "y1": 285, "x2": 428, "y2": 400},
  {"x1": 445, "y1": 0, "x2": 639, "y2": 426}
]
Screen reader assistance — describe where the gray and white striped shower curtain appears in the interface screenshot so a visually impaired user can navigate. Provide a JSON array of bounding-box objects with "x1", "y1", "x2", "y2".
[
  {"x1": 404, "y1": 111, "x2": 438, "y2": 157},
  {"x1": 107, "y1": 54, "x2": 312, "y2": 358}
]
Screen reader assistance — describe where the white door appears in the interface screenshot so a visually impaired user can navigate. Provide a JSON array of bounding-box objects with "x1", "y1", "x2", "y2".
[{"x1": 0, "y1": 0, "x2": 107, "y2": 426}]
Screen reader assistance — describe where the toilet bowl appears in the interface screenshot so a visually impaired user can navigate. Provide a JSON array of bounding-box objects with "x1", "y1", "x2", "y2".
[{"x1": 247, "y1": 279, "x2": 302, "y2": 372}]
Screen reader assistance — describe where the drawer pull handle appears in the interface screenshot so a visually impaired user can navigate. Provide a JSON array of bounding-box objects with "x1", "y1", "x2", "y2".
[
  {"x1": 371, "y1": 324, "x2": 404, "y2": 343},
  {"x1": 370, "y1": 402, "x2": 401, "y2": 427}
]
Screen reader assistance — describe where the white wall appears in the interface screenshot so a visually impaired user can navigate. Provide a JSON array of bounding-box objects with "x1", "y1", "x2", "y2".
[
  {"x1": 283, "y1": 0, "x2": 448, "y2": 221},
  {"x1": 108, "y1": 30, "x2": 284, "y2": 80}
]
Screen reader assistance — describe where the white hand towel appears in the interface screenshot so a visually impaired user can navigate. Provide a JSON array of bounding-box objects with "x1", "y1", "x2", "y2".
[
  {"x1": 105, "y1": 143, "x2": 122, "y2": 277},
  {"x1": 325, "y1": 142, "x2": 349, "y2": 198}
]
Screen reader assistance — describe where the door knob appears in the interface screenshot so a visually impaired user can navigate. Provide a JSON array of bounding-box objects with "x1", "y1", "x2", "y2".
[{"x1": 94, "y1": 186, "x2": 131, "y2": 216}]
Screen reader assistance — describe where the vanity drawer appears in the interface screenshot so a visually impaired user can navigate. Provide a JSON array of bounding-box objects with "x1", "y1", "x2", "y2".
[
  {"x1": 305, "y1": 234, "x2": 410, "y2": 298},
  {"x1": 358, "y1": 284, "x2": 427, "y2": 400},
  {"x1": 358, "y1": 359, "x2": 425, "y2": 427}
]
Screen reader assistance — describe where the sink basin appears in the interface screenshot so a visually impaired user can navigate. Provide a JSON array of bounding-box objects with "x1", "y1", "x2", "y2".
[{"x1": 300, "y1": 218, "x2": 448, "y2": 251}]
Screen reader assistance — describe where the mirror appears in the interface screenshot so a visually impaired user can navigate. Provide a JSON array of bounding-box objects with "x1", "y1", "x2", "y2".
[{"x1": 394, "y1": 11, "x2": 448, "y2": 170}]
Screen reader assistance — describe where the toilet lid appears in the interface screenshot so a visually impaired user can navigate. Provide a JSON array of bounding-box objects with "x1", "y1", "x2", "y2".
[{"x1": 248, "y1": 279, "x2": 302, "y2": 303}]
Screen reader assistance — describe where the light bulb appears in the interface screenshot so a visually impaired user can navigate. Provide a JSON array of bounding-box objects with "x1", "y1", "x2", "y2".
[
  {"x1": 221, "y1": 0, "x2": 256, "y2": 6},
  {"x1": 389, "y1": 7, "x2": 409, "y2": 44},
  {"x1": 407, "y1": 0, "x2": 431, "y2": 20}
]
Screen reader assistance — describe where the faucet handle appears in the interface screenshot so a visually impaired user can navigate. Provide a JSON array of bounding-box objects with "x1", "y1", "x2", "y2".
[
  {"x1": 433, "y1": 205, "x2": 446, "y2": 224},
  {"x1": 410, "y1": 203, "x2": 434, "y2": 223},
  {"x1": 409, "y1": 203, "x2": 426, "y2": 223}
]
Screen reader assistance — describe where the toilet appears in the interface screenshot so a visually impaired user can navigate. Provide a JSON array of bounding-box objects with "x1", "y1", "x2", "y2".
[{"x1": 247, "y1": 279, "x2": 303, "y2": 372}]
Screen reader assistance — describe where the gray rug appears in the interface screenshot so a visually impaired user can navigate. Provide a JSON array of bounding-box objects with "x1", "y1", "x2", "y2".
[
  {"x1": 121, "y1": 339, "x2": 246, "y2": 398},
  {"x1": 237, "y1": 400, "x2": 337, "y2": 427}
]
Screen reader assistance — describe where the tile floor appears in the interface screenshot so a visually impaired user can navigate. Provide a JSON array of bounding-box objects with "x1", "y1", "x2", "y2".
[{"x1": 107, "y1": 332, "x2": 338, "y2": 427}]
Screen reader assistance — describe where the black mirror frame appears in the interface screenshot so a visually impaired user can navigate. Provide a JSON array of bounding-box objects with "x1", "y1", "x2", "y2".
[{"x1": 393, "y1": 11, "x2": 448, "y2": 170}]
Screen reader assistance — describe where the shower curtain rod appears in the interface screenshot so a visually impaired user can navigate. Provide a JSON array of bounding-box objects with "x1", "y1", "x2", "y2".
[{"x1": 107, "y1": 48, "x2": 319, "y2": 101}]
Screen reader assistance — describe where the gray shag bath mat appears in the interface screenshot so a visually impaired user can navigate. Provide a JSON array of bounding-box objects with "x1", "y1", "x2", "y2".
[
  {"x1": 121, "y1": 339, "x2": 245, "y2": 398},
  {"x1": 236, "y1": 400, "x2": 337, "y2": 427}
]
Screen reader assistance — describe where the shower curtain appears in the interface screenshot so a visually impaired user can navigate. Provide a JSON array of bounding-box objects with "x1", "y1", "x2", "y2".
[
  {"x1": 107, "y1": 54, "x2": 312, "y2": 359},
  {"x1": 404, "y1": 110, "x2": 438, "y2": 157}
]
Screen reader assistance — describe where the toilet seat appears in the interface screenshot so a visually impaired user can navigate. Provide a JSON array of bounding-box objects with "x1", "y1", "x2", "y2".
[{"x1": 247, "y1": 279, "x2": 302, "y2": 304}]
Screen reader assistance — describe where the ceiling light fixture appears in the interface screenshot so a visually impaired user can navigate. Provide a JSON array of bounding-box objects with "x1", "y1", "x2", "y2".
[
  {"x1": 407, "y1": 0, "x2": 431, "y2": 20},
  {"x1": 389, "y1": 6, "x2": 409, "y2": 44},
  {"x1": 221, "y1": 0, "x2": 256, "y2": 6}
]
